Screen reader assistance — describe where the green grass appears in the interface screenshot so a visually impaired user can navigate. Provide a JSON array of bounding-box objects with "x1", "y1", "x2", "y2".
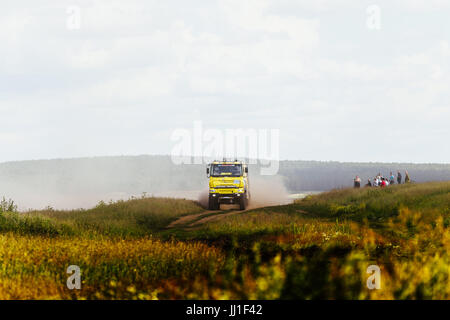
[
  {"x1": 158, "y1": 182, "x2": 450, "y2": 299},
  {"x1": 293, "y1": 182, "x2": 450, "y2": 222},
  {"x1": 0, "y1": 212, "x2": 72, "y2": 236},
  {"x1": 27, "y1": 196, "x2": 204, "y2": 237},
  {"x1": 1, "y1": 181, "x2": 450, "y2": 299}
]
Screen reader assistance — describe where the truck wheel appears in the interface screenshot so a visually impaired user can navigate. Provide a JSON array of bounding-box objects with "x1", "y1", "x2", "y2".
[
  {"x1": 239, "y1": 195, "x2": 246, "y2": 210},
  {"x1": 208, "y1": 196, "x2": 216, "y2": 210}
]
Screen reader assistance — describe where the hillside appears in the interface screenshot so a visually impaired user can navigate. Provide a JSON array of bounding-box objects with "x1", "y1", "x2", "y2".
[{"x1": 0, "y1": 181, "x2": 448, "y2": 299}]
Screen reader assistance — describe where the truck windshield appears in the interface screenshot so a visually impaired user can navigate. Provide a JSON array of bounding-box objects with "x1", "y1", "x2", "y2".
[{"x1": 211, "y1": 164, "x2": 242, "y2": 177}]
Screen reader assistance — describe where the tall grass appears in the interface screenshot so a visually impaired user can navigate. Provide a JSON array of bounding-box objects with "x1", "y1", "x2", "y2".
[
  {"x1": 0, "y1": 212, "x2": 72, "y2": 236},
  {"x1": 28, "y1": 196, "x2": 204, "y2": 236},
  {"x1": 0, "y1": 182, "x2": 449, "y2": 299},
  {"x1": 294, "y1": 181, "x2": 450, "y2": 223},
  {"x1": 164, "y1": 182, "x2": 450, "y2": 299},
  {"x1": 0, "y1": 233, "x2": 224, "y2": 299},
  {"x1": 0, "y1": 197, "x2": 18, "y2": 214}
]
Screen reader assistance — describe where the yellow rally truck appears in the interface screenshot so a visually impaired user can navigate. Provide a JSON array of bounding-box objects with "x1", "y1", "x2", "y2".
[{"x1": 206, "y1": 160, "x2": 250, "y2": 210}]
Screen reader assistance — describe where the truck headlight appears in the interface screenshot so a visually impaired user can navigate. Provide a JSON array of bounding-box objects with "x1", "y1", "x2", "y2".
[
  {"x1": 210, "y1": 189, "x2": 215, "y2": 193},
  {"x1": 237, "y1": 188, "x2": 244, "y2": 193}
]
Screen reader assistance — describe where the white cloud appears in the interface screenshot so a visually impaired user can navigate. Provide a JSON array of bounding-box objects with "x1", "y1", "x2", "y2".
[{"x1": 0, "y1": 1, "x2": 449, "y2": 163}]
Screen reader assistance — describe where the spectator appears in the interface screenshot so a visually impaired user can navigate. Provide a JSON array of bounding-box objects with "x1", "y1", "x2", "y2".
[
  {"x1": 389, "y1": 172, "x2": 395, "y2": 185},
  {"x1": 380, "y1": 178, "x2": 387, "y2": 188},
  {"x1": 397, "y1": 171, "x2": 402, "y2": 184},
  {"x1": 405, "y1": 170, "x2": 411, "y2": 183},
  {"x1": 365, "y1": 179, "x2": 372, "y2": 187},
  {"x1": 354, "y1": 176, "x2": 361, "y2": 188}
]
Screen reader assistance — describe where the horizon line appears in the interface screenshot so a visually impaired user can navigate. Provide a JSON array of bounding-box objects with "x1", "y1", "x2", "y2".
[{"x1": 0, "y1": 154, "x2": 449, "y2": 166}]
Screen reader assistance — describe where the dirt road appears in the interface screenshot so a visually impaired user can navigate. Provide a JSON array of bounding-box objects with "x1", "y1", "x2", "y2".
[
  {"x1": 165, "y1": 192, "x2": 314, "y2": 230},
  {"x1": 166, "y1": 205, "x2": 250, "y2": 229}
]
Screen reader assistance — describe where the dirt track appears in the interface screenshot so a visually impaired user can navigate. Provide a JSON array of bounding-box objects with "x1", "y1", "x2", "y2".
[
  {"x1": 188, "y1": 210, "x2": 244, "y2": 227},
  {"x1": 166, "y1": 205, "x2": 250, "y2": 229},
  {"x1": 166, "y1": 200, "x2": 291, "y2": 229},
  {"x1": 166, "y1": 212, "x2": 213, "y2": 228}
]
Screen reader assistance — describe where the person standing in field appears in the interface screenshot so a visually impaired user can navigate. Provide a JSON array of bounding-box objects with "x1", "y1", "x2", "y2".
[
  {"x1": 397, "y1": 171, "x2": 402, "y2": 184},
  {"x1": 389, "y1": 172, "x2": 395, "y2": 185},
  {"x1": 366, "y1": 179, "x2": 372, "y2": 187},
  {"x1": 405, "y1": 170, "x2": 411, "y2": 183},
  {"x1": 354, "y1": 176, "x2": 361, "y2": 188}
]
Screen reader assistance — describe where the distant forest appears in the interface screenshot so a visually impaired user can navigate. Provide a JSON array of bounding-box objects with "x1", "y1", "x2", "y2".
[{"x1": 1, "y1": 156, "x2": 449, "y2": 198}]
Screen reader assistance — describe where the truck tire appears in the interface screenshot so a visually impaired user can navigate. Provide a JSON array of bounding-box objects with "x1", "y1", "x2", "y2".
[
  {"x1": 208, "y1": 196, "x2": 216, "y2": 210},
  {"x1": 239, "y1": 194, "x2": 246, "y2": 210},
  {"x1": 209, "y1": 196, "x2": 220, "y2": 210}
]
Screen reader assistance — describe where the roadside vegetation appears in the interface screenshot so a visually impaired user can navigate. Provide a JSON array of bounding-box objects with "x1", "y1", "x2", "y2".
[
  {"x1": 0, "y1": 181, "x2": 449, "y2": 299},
  {"x1": 29, "y1": 196, "x2": 204, "y2": 236}
]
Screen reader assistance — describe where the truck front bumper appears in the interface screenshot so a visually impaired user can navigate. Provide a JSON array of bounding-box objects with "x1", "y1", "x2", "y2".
[{"x1": 209, "y1": 192, "x2": 244, "y2": 204}]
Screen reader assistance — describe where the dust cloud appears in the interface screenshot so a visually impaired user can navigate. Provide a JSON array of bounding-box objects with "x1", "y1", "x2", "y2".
[
  {"x1": 0, "y1": 156, "x2": 292, "y2": 211},
  {"x1": 197, "y1": 188, "x2": 210, "y2": 208},
  {"x1": 195, "y1": 176, "x2": 291, "y2": 210},
  {"x1": 247, "y1": 175, "x2": 292, "y2": 209}
]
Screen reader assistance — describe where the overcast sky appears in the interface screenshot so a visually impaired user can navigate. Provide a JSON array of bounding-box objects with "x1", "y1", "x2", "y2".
[{"x1": 1, "y1": 0, "x2": 449, "y2": 163}]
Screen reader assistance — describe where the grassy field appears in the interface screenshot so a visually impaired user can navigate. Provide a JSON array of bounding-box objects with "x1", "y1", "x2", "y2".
[{"x1": 0, "y1": 182, "x2": 449, "y2": 299}]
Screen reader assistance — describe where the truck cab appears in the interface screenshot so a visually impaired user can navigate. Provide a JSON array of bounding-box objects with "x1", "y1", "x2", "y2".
[{"x1": 206, "y1": 160, "x2": 250, "y2": 210}]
